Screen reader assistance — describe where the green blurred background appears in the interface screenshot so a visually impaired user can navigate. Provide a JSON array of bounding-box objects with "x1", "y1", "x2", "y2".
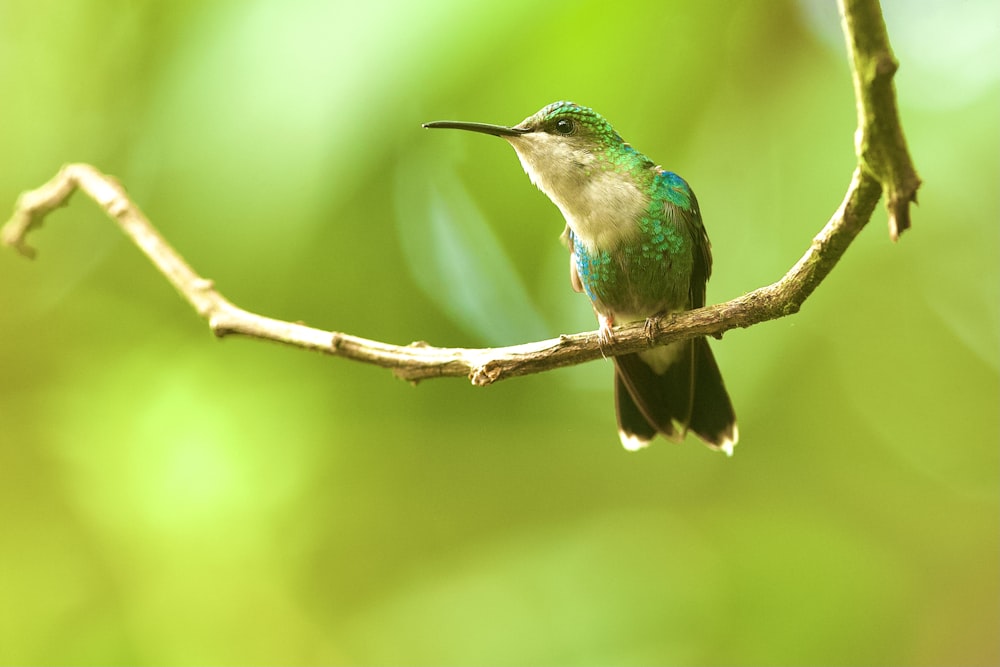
[{"x1": 1, "y1": 0, "x2": 997, "y2": 664}]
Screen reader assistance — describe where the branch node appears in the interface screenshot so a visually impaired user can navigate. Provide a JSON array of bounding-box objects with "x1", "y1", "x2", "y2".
[
  {"x1": 208, "y1": 313, "x2": 228, "y2": 337},
  {"x1": 875, "y1": 52, "x2": 898, "y2": 78},
  {"x1": 192, "y1": 277, "x2": 215, "y2": 292},
  {"x1": 107, "y1": 196, "x2": 130, "y2": 219},
  {"x1": 471, "y1": 360, "x2": 502, "y2": 386}
]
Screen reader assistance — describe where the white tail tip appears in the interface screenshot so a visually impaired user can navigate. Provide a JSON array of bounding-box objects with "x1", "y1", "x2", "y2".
[{"x1": 619, "y1": 432, "x2": 651, "y2": 452}]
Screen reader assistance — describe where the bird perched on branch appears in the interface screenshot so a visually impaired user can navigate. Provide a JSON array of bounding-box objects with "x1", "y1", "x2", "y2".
[{"x1": 426, "y1": 101, "x2": 737, "y2": 454}]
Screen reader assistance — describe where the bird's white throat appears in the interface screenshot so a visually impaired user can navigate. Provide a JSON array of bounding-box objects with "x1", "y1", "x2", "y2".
[{"x1": 506, "y1": 133, "x2": 645, "y2": 251}]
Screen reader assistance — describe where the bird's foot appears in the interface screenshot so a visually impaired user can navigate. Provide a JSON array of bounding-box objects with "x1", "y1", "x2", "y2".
[{"x1": 642, "y1": 315, "x2": 659, "y2": 346}]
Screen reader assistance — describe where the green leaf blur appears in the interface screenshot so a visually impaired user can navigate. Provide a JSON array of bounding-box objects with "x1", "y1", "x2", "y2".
[{"x1": 1, "y1": 0, "x2": 997, "y2": 664}]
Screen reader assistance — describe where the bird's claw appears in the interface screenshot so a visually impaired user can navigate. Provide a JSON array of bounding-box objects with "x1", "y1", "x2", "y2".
[{"x1": 642, "y1": 316, "x2": 659, "y2": 345}]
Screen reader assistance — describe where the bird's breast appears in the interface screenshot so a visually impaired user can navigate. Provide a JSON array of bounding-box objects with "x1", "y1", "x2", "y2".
[
  {"x1": 555, "y1": 170, "x2": 647, "y2": 251},
  {"x1": 568, "y1": 220, "x2": 691, "y2": 322}
]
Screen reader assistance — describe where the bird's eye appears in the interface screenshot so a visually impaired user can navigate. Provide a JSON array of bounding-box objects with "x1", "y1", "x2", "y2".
[{"x1": 554, "y1": 118, "x2": 575, "y2": 135}]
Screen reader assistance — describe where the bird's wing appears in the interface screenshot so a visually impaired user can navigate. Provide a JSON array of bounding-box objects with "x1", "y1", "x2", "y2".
[
  {"x1": 682, "y1": 194, "x2": 712, "y2": 309},
  {"x1": 654, "y1": 170, "x2": 713, "y2": 309}
]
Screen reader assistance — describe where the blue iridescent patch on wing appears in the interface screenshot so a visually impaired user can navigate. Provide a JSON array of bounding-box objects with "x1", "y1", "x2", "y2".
[{"x1": 653, "y1": 170, "x2": 693, "y2": 210}]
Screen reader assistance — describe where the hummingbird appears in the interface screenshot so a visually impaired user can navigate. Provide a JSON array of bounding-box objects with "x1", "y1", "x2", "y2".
[{"x1": 424, "y1": 101, "x2": 737, "y2": 454}]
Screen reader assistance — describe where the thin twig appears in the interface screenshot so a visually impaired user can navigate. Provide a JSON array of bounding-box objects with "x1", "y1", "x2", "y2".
[{"x1": 1, "y1": 0, "x2": 917, "y2": 386}]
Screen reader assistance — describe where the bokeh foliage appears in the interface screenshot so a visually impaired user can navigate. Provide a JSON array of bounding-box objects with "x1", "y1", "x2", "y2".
[{"x1": 1, "y1": 0, "x2": 997, "y2": 664}]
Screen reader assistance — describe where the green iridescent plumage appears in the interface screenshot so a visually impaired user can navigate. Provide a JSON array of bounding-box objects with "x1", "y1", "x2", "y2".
[
  {"x1": 527, "y1": 104, "x2": 704, "y2": 320},
  {"x1": 423, "y1": 101, "x2": 737, "y2": 453}
]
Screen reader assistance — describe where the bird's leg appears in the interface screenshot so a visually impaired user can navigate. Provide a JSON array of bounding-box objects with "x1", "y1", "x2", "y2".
[{"x1": 596, "y1": 311, "x2": 616, "y2": 358}]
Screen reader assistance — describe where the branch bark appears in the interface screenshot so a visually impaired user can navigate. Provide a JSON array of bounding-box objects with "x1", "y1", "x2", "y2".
[
  {"x1": 1, "y1": 0, "x2": 918, "y2": 386},
  {"x1": 841, "y1": 0, "x2": 922, "y2": 240}
]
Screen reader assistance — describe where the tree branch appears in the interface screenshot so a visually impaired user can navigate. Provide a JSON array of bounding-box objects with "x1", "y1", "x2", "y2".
[
  {"x1": 1, "y1": 0, "x2": 917, "y2": 386},
  {"x1": 841, "y1": 0, "x2": 922, "y2": 240}
]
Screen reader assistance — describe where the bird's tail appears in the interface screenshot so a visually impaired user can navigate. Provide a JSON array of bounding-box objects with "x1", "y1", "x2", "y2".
[{"x1": 614, "y1": 337, "x2": 737, "y2": 453}]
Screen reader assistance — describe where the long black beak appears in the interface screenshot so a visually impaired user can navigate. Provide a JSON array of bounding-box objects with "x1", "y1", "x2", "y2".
[{"x1": 422, "y1": 120, "x2": 529, "y2": 137}]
